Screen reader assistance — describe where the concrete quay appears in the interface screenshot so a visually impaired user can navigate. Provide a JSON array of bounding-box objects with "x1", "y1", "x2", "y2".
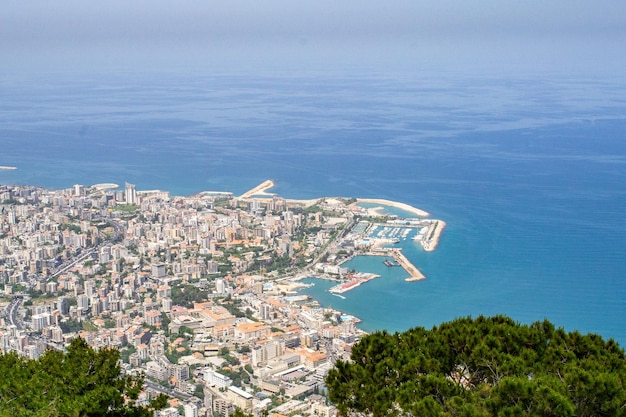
[{"x1": 366, "y1": 248, "x2": 426, "y2": 281}]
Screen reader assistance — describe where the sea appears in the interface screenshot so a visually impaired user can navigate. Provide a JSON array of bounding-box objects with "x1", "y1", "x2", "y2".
[{"x1": 1, "y1": 69, "x2": 625, "y2": 345}]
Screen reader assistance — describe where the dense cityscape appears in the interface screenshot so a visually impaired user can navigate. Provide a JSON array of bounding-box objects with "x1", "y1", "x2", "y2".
[{"x1": 0, "y1": 181, "x2": 443, "y2": 417}]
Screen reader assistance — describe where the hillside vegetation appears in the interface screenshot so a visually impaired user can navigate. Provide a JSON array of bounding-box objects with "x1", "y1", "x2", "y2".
[
  {"x1": 0, "y1": 338, "x2": 165, "y2": 416},
  {"x1": 326, "y1": 316, "x2": 625, "y2": 417}
]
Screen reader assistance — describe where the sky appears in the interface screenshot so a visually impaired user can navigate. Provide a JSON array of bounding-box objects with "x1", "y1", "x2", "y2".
[{"x1": 1, "y1": 1, "x2": 626, "y2": 76}]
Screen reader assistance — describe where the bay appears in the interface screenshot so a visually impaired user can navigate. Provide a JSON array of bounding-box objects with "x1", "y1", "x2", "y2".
[{"x1": 1, "y1": 70, "x2": 625, "y2": 344}]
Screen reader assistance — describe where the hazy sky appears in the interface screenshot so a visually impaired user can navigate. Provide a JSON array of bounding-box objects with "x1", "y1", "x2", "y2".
[{"x1": 2, "y1": 0, "x2": 625, "y2": 75}]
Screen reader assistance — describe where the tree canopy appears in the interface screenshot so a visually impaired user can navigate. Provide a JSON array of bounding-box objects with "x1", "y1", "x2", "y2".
[
  {"x1": 326, "y1": 316, "x2": 625, "y2": 417},
  {"x1": 0, "y1": 338, "x2": 166, "y2": 417}
]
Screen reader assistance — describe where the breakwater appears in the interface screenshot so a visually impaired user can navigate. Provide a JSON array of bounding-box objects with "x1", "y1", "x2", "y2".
[{"x1": 366, "y1": 248, "x2": 425, "y2": 281}]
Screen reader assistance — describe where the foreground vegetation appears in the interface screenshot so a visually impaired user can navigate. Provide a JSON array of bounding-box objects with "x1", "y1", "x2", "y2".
[
  {"x1": 326, "y1": 316, "x2": 625, "y2": 417},
  {"x1": 0, "y1": 338, "x2": 166, "y2": 417}
]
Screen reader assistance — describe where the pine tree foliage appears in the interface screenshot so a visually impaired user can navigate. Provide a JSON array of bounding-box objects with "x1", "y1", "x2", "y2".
[
  {"x1": 326, "y1": 316, "x2": 626, "y2": 417},
  {"x1": 0, "y1": 338, "x2": 166, "y2": 417}
]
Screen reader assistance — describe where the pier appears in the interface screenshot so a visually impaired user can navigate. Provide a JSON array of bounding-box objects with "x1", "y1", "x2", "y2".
[
  {"x1": 367, "y1": 248, "x2": 425, "y2": 281},
  {"x1": 422, "y1": 220, "x2": 446, "y2": 252},
  {"x1": 240, "y1": 179, "x2": 275, "y2": 199}
]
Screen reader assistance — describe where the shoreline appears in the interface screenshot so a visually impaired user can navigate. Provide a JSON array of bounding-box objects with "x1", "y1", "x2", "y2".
[{"x1": 239, "y1": 180, "x2": 432, "y2": 218}]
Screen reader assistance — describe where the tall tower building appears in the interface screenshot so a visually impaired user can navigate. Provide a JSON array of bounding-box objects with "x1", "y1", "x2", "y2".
[
  {"x1": 125, "y1": 182, "x2": 137, "y2": 205},
  {"x1": 73, "y1": 184, "x2": 85, "y2": 197},
  {"x1": 184, "y1": 403, "x2": 198, "y2": 417}
]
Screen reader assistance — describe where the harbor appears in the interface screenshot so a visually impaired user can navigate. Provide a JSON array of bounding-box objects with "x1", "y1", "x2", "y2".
[{"x1": 367, "y1": 219, "x2": 446, "y2": 252}]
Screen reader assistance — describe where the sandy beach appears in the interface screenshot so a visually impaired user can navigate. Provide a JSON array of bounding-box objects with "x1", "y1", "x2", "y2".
[
  {"x1": 355, "y1": 198, "x2": 429, "y2": 217},
  {"x1": 286, "y1": 198, "x2": 321, "y2": 207}
]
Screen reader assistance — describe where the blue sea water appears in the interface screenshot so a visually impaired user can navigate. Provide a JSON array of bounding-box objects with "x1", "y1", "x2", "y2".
[{"x1": 1, "y1": 70, "x2": 625, "y2": 345}]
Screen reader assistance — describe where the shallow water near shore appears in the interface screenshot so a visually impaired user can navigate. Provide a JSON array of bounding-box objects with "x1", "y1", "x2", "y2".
[{"x1": 2, "y1": 71, "x2": 625, "y2": 345}]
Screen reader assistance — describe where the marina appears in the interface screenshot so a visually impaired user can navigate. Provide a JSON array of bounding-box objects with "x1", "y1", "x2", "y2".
[{"x1": 368, "y1": 220, "x2": 445, "y2": 252}]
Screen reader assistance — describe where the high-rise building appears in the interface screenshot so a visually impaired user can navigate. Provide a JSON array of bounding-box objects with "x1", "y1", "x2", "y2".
[
  {"x1": 215, "y1": 279, "x2": 225, "y2": 294},
  {"x1": 125, "y1": 182, "x2": 137, "y2": 205},
  {"x1": 73, "y1": 184, "x2": 85, "y2": 197},
  {"x1": 58, "y1": 297, "x2": 69, "y2": 315}
]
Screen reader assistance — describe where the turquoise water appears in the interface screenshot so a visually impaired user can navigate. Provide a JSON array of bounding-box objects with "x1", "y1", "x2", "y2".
[{"x1": 1, "y1": 71, "x2": 625, "y2": 344}]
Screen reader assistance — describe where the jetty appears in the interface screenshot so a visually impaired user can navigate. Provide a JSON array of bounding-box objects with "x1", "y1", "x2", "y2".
[
  {"x1": 240, "y1": 180, "x2": 275, "y2": 199},
  {"x1": 329, "y1": 272, "x2": 380, "y2": 294},
  {"x1": 422, "y1": 220, "x2": 446, "y2": 252},
  {"x1": 393, "y1": 249, "x2": 426, "y2": 281},
  {"x1": 367, "y1": 248, "x2": 425, "y2": 282}
]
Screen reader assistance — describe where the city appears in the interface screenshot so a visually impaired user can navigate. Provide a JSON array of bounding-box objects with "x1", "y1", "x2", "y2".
[{"x1": 0, "y1": 181, "x2": 442, "y2": 417}]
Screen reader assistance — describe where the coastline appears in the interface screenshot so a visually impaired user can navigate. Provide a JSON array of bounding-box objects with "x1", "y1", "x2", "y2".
[{"x1": 286, "y1": 198, "x2": 321, "y2": 207}]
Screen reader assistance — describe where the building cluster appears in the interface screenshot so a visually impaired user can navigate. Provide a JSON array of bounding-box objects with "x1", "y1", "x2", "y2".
[{"x1": 0, "y1": 183, "x2": 374, "y2": 417}]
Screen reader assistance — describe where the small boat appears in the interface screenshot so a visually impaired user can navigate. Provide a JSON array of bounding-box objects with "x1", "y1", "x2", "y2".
[{"x1": 383, "y1": 259, "x2": 399, "y2": 267}]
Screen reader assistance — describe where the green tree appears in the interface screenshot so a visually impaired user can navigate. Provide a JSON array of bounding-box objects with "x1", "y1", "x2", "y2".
[
  {"x1": 0, "y1": 338, "x2": 166, "y2": 416},
  {"x1": 170, "y1": 285, "x2": 208, "y2": 308},
  {"x1": 326, "y1": 316, "x2": 626, "y2": 417}
]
